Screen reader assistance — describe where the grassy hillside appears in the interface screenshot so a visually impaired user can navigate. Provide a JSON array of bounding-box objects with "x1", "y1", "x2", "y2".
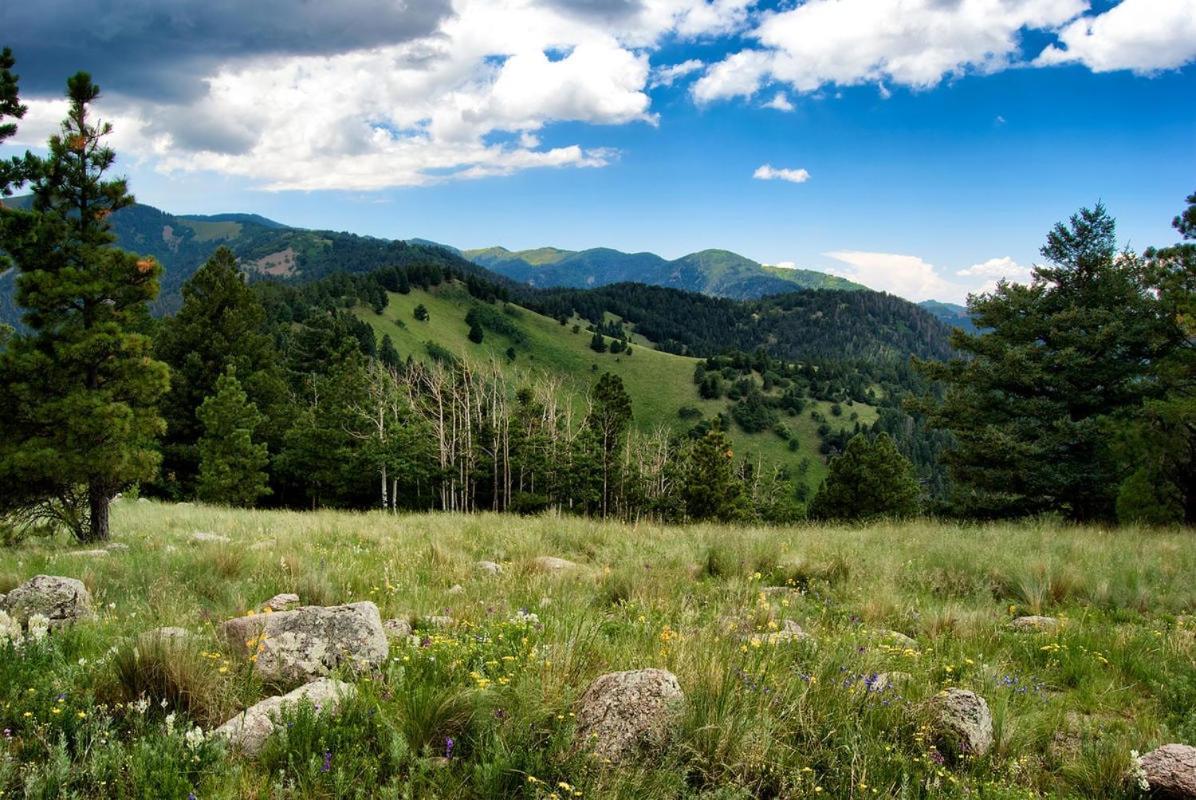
[
  {"x1": 354, "y1": 285, "x2": 872, "y2": 489},
  {"x1": 1, "y1": 502, "x2": 1192, "y2": 798}
]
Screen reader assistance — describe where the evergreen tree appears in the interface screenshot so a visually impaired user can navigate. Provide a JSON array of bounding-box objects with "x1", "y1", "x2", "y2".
[
  {"x1": 918, "y1": 204, "x2": 1169, "y2": 520},
  {"x1": 682, "y1": 429, "x2": 744, "y2": 522},
  {"x1": 584, "y1": 373, "x2": 632, "y2": 517},
  {"x1": 468, "y1": 320, "x2": 485, "y2": 344},
  {"x1": 0, "y1": 47, "x2": 28, "y2": 199},
  {"x1": 154, "y1": 246, "x2": 287, "y2": 496},
  {"x1": 0, "y1": 73, "x2": 169, "y2": 541},
  {"x1": 809, "y1": 433, "x2": 920, "y2": 521},
  {"x1": 379, "y1": 334, "x2": 401, "y2": 369},
  {"x1": 196, "y1": 370, "x2": 271, "y2": 507},
  {"x1": 413, "y1": 304, "x2": 429, "y2": 322},
  {"x1": 589, "y1": 330, "x2": 607, "y2": 353}
]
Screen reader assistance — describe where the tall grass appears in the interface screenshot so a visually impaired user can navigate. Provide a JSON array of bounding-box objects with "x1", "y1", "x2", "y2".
[{"x1": 0, "y1": 503, "x2": 1192, "y2": 797}]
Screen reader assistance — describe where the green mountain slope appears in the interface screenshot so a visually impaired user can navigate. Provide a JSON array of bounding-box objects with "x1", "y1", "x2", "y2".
[
  {"x1": 918, "y1": 300, "x2": 978, "y2": 333},
  {"x1": 463, "y1": 243, "x2": 865, "y2": 299},
  {"x1": 353, "y1": 281, "x2": 876, "y2": 492}
]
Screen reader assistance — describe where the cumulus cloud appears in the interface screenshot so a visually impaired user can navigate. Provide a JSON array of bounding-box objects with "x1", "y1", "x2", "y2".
[
  {"x1": 761, "y1": 92, "x2": 794, "y2": 111},
  {"x1": 1036, "y1": 0, "x2": 1196, "y2": 73},
  {"x1": 6, "y1": 0, "x2": 755, "y2": 190},
  {"x1": 693, "y1": 0, "x2": 1101, "y2": 103},
  {"x1": 753, "y1": 164, "x2": 810, "y2": 183},
  {"x1": 824, "y1": 250, "x2": 961, "y2": 302},
  {"x1": 956, "y1": 256, "x2": 1035, "y2": 295},
  {"x1": 650, "y1": 59, "x2": 704, "y2": 87}
]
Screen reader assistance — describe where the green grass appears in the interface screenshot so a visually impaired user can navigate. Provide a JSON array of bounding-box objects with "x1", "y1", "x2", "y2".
[
  {"x1": 1, "y1": 504, "x2": 1193, "y2": 798},
  {"x1": 176, "y1": 219, "x2": 243, "y2": 242},
  {"x1": 356, "y1": 286, "x2": 869, "y2": 491}
]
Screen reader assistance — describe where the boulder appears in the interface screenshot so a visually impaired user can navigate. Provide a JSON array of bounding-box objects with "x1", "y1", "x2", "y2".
[
  {"x1": 927, "y1": 688, "x2": 993, "y2": 758},
  {"x1": 1010, "y1": 615, "x2": 1059, "y2": 632},
  {"x1": 383, "y1": 617, "x2": 413, "y2": 638},
  {"x1": 532, "y1": 556, "x2": 581, "y2": 573},
  {"x1": 263, "y1": 593, "x2": 300, "y2": 612},
  {"x1": 68, "y1": 549, "x2": 109, "y2": 558},
  {"x1": 192, "y1": 532, "x2": 231, "y2": 544},
  {"x1": 768, "y1": 618, "x2": 812, "y2": 644},
  {"x1": 575, "y1": 668, "x2": 684, "y2": 763},
  {"x1": 878, "y1": 629, "x2": 919, "y2": 650},
  {"x1": 862, "y1": 671, "x2": 911, "y2": 692},
  {"x1": 105, "y1": 542, "x2": 130, "y2": 552},
  {"x1": 220, "y1": 602, "x2": 388, "y2": 686},
  {"x1": 1139, "y1": 744, "x2": 1196, "y2": 798},
  {"x1": 2, "y1": 576, "x2": 94, "y2": 627},
  {"x1": 475, "y1": 560, "x2": 502, "y2": 576},
  {"x1": 214, "y1": 678, "x2": 355, "y2": 756}
]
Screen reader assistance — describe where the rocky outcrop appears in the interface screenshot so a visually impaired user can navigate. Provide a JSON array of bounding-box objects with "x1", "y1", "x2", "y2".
[
  {"x1": 1140, "y1": 744, "x2": 1196, "y2": 798},
  {"x1": 221, "y1": 602, "x2": 388, "y2": 686},
  {"x1": 215, "y1": 678, "x2": 355, "y2": 756},
  {"x1": 1, "y1": 576, "x2": 94, "y2": 627},
  {"x1": 575, "y1": 669, "x2": 684, "y2": 763}
]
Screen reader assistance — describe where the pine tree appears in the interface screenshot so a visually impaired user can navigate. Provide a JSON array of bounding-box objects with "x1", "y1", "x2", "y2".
[
  {"x1": 379, "y1": 334, "x2": 401, "y2": 369},
  {"x1": 590, "y1": 330, "x2": 607, "y2": 353},
  {"x1": 0, "y1": 73, "x2": 169, "y2": 541},
  {"x1": 681, "y1": 429, "x2": 744, "y2": 522},
  {"x1": 154, "y1": 246, "x2": 287, "y2": 496},
  {"x1": 584, "y1": 372, "x2": 632, "y2": 517},
  {"x1": 0, "y1": 47, "x2": 29, "y2": 199},
  {"x1": 468, "y1": 320, "x2": 484, "y2": 344},
  {"x1": 413, "y1": 304, "x2": 429, "y2": 322},
  {"x1": 809, "y1": 433, "x2": 921, "y2": 521},
  {"x1": 196, "y1": 370, "x2": 271, "y2": 507}
]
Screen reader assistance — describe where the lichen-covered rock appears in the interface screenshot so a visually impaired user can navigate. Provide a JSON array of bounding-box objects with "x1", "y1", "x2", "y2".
[
  {"x1": 1140, "y1": 744, "x2": 1196, "y2": 798},
  {"x1": 575, "y1": 668, "x2": 684, "y2": 764},
  {"x1": 878, "y1": 629, "x2": 919, "y2": 650},
  {"x1": 1010, "y1": 615, "x2": 1059, "y2": 632},
  {"x1": 532, "y1": 556, "x2": 580, "y2": 573},
  {"x1": 928, "y1": 688, "x2": 993, "y2": 758},
  {"x1": 214, "y1": 678, "x2": 355, "y2": 756},
  {"x1": 2, "y1": 576, "x2": 94, "y2": 627},
  {"x1": 263, "y1": 593, "x2": 300, "y2": 612},
  {"x1": 475, "y1": 560, "x2": 502, "y2": 576},
  {"x1": 768, "y1": 618, "x2": 812, "y2": 644},
  {"x1": 220, "y1": 602, "x2": 387, "y2": 686},
  {"x1": 383, "y1": 617, "x2": 413, "y2": 638}
]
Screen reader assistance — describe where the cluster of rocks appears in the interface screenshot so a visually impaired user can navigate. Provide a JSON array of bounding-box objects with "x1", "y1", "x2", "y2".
[{"x1": 1, "y1": 575, "x2": 94, "y2": 627}]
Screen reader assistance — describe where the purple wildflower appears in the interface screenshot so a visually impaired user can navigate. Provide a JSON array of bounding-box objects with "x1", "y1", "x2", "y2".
[
  {"x1": 322, "y1": 750, "x2": 332, "y2": 773},
  {"x1": 445, "y1": 737, "x2": 455, "y2": 759}
]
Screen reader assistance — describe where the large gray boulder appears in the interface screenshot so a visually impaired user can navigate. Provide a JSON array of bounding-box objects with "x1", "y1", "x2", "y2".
[
  {"x1": 928, "y1": 688, "x2": 993, "y2": 758},
  {"x1": 214, "y1": 678, "x2": 355, "y2": 756},
  {"x1": 262, "y1": 593, "x2": 301, "y2": 612},
  {"x1": 2, "y1": 576, "x2": 94, "y2": 627},
  {"x1": 575, "y1": 668, "x2": 684, "y2": 763},
  {"x1": 220, "y1": 602, "x2": 388, "y2": 686},
  {"x1": 1140, "y1": 744, "x2": 1196, "y2": 798}
]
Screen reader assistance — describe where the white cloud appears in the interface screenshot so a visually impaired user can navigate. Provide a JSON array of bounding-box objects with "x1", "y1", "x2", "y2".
[
  {"x1": 694, "y1": 0, "x2": 1089, "y2": 103},
  {"x1": 650, "y1": 59, "x2": 704, "y2": 88},
  {"x1": 9, "y1": 0, "x2": 756, "y2": 191},
  {"x1": 957, "y1": 256, "x2": 1035, "y2": 295},
  {"x1": 824, "y1": 250, "x2": 961, "y2": 302},
  {"x1": 753, "y1": 164, "x2": 810, "y2": 183},
  {"x1": 1036, "y1": 0, "x2": 1196, "y2": 73},
  {"x1": 761, "y1": 91, "x2": 794, "y2": 111}
]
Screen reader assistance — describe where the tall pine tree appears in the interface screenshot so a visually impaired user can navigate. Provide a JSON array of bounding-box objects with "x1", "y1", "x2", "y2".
[
  {"x1": 809, "y1": 433, "x2": 921, "y2": 521},
  {"x1": 0, "y1": 73, "x2": 169, "y2": 541},
  {"x1": 197, "y1": 370, "x2": 271, "y2": 507}
]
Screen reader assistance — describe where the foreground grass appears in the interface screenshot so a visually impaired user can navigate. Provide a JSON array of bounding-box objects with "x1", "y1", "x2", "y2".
[{"x1": 1, "y1": 502, "x2": 1194, "y2": 798}]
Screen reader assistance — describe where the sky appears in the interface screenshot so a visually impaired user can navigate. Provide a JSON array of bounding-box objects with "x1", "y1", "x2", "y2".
[{"x1": 2, "y1": 0, "x2": 1194, "y2": 304}]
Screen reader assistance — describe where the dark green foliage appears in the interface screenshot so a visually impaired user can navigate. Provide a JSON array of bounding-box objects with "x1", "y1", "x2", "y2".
[
  {"x1": 583, "y1": 373, "x2": 632, "y2": 517},
  {"x1": 379, "y1": 334, "x2": 401, "y2": 369},
  {"x1": 809, "y1": 433, "x2": 921, "y2": 521},
  {"x1": 730, "y1": 389, "x2": 779, "y2": 433},
  {"x1": 467, "y1": 320, "x2": 484, "y2": 343},
  {"x1": 0, "y1": 47, "x2": 28, "y2": 201},
  {"x1": 154, "y1": 246, "x2": 288, "y2": 497},
  {"x1": 1116, "y1": 467, "x2": 1183, "y2": 526},
  {"x1": 196, "y1": 369, "x2": 271, "y2": 507},
  {"x1": 413, "y1": 303, "x2": 429, "y2": 322},
  {"x1": 682, "y1": 429, "x2": 744, "y2": 522},
  {"x1": 589, "y1": 330, "x2": 607, "y2": 353},
  {"x1": 919, "y1": 204, "x2": 1173, "y2": 521},
  {"x1": 0, "y1": 73, "x2": 169, "y2": 541}
]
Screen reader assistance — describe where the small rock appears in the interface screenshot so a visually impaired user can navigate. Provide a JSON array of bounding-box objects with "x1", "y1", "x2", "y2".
[
  {"x1": 105, "y1": 542, "x2": 130, "y2": 552},
  {"x1": 447, "y1": 584, "x2": 464, "y2": 595},
  {"x1": 1139, "y1": 743, "x2": 1196, "y2": 798},
  {"x1": 263, "y1": 593, "x2": 300, "y2": 612},
  {"x1": 383, "y1": 617, "x2": 413, "y2": 638},
  {"x1": 1010, "y1": 615, "x2": 1059, "y2": 632},
  {"x1": 192, "y1": 532, "x2": 231, "y2": 544},
  {"x1": 862, "y1": 671, "x2": 911, "y2": 692},
  {"x1": 221, "y1": 602, "x2": 388, "y2": 686},
  {"x1": 768, "y1": 618, "x2": 812, "y2": 644},
  {"x1": 475, "y1": 560, "x2": 502, "y2": 576},
  {"x1": 2, "y1": 576, "x2": 94, "y2": 627},
  {"x1": 928, "y1": 688, "x2": 993, "y2": 758},
  {"x1": 214, "y1": 678, "x2": 355, "y2": 756},
  {"x1": 69, "y1": 549, "x2": 109, "y2": 558},
  {"x1": 532, "y1": 556, "x2": 580, "y2": 573},
  {"x1": 137, "y1": 497, "x2": 149, "y2": 504},
  {"x1": 575, "y1": 668, "x2": 684, "y2": 764},
  {"x1": 878, "y1": 629, "x2": 919, "y2": 650}
]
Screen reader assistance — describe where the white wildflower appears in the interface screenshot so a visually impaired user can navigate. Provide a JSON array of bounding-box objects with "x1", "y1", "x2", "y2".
[
  {"x1": 165, "y1": 712, "x2": 177, "y2": 735},
  {"x1": 511, "y1": 610, "x2": 540, "y2": 626},
  {"x1": 184, "y1": 726, "x2": 205, "y2": 751},
  {"x1": 132, "y1": 698, "x2": 149, "y2": 714},
  {"x1": 0, "y1": 610, "x2": 22, "y2": 648},
  {"x1": 1130, "y1": 750, "x2": 1150, "y2": 792},
  {"x1": 26, "y1": 614, "x2": 50, "y2": 643}
]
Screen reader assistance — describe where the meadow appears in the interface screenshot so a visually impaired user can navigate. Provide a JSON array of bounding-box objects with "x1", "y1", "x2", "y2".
[{"x1": 1, "y1": 502, "x2": 1194, "y2": 798}]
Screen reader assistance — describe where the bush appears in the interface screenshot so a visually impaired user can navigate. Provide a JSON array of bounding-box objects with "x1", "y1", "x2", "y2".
[{"x1": 810, "y1": 433, "x2": 921, "y2": 521}]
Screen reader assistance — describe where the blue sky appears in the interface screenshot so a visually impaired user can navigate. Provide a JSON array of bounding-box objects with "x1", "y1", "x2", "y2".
[{"x1": 3, "y1": 0, "x2": 1194, "y2": 303}]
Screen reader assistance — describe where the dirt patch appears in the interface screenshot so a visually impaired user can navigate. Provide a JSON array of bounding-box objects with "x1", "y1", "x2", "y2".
[{"x1": 247, "y1": 247, "x2": 298, "y2": 277}]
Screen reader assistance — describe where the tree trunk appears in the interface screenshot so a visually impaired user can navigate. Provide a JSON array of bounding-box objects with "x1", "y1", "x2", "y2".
[{"x1": 87, "y1": 482, "x2": 109, "y2": 542}]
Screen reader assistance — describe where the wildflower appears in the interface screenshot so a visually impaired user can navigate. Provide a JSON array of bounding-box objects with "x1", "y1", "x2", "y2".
[
  {"x1": 26, "y1": 614, "x2": 50, "y2": 643},
  {"x1": 1130, "y1": 750, "x2": 1150, "y2": 792},
  {"x1": 165, "y1": 712, "x2": 177, "y2": 734},
  {"x1": 445, "y1": 737, "x2": 455, "y2": 759},
  {"x1": 321, "y1": 750, "x2": 332, "y2": 773}
]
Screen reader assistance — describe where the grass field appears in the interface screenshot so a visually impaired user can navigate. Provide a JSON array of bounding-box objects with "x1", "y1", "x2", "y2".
[
  {"x1": 2, "y1": 503, "x2": 1194, "y2": 798},
  {"x1": 355, "y1": 285, "x2": 872, "y2": 488}
]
